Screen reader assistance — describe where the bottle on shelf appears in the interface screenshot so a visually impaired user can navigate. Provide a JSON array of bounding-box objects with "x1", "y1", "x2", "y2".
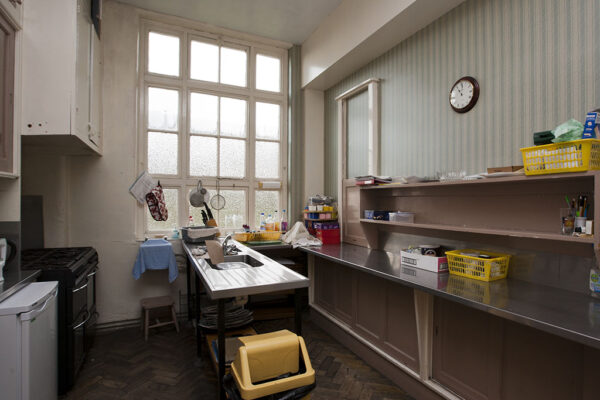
[
  {"x1": 188, "y1": 215, "x2": 195, "y2": 227},
  {"x1": 281, "y1": 209, "x2": 288, "y2": 232},
  {"x1": 259, "y1": 213, "x2": 266, "y2": 231},
  {"x1": 274, "y1": 210, "x2": 280, "y2": 231},
  {"x1": 265, "y1": 214, "x2": 274, "y2": 231}
]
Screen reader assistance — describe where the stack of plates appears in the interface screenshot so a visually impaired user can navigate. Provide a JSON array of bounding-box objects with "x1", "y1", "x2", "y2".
[{"x1": 198, "y1": 304, "x2": 253, "y2": 330}]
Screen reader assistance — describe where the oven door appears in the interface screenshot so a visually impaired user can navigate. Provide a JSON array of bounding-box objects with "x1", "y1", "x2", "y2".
[
  {"x1": 71, "y1": 309, "x2": 90, "y2": 379},
  {"x1": 71, "y1": 273, "x2": 88, "y2": 320}
]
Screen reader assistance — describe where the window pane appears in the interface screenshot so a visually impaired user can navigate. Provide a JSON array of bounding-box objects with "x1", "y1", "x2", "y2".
[
  {"x1": 148, "y1": 132, "x2": 178, "y2": 175},
  {"x1": 146, "y1": 188, "x2": 178, "y2": 231},
  {"x1": 190, "y1": 136, "x2": 217, "y2": 176},
  {"x1": 190, "y1": 40, "x2": 218, "y2": 82},
  {"x1": 148, "y1": 87, "x2": 178, "y2": 131},
  {"x1": 217, "y1": 190, "x2": 246, "y2": 229},
  {"x1": 220, "y1": 47, "x2": 247, "y2": 87},
  {"x1": 148, "y1": 32, "x2": 179, "y2": 76},
  {"x1": 190, "y1": 189, "x2": 245, "y2": 229},
  {"x1": 255, "y1": 102, "x2": 280, "y2": 140},
  {"x1": 190, "y1": 93, "x2": 218, "y2": 135},
  {"x1": 256, "y1": 54, "x2": 280, "y2": 92},
  {"x1": 255, "y1": 190, "x2": 280, "y2": 228},
  {"x1": 220, "y1": 138, "x2": 245, "y2": 178},
  {"x1": 220, "y1": 97, "x2": 247, "y2": 138},
  {"x1": 255, "y1": 141, "x2": 279, "y2": 178}
]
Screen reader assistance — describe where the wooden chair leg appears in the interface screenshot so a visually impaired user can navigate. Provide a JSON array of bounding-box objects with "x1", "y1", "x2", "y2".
[
  {"x1": 144, "y1": 309, "x2": 150, "y2": 341},
  {"x1": 171, "y1": 304, "x2": 180, "y2": 333}
]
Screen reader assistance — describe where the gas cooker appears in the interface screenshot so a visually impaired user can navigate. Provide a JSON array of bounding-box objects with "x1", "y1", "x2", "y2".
[{"x1": 21, "y1": 247, "x2": 96, "y2": 274}]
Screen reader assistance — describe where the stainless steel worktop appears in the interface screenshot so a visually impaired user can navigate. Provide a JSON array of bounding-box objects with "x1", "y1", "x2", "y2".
[
  {"x1": 301, "y1": 243, "x2": 600, "y2": 350},
  {"x1": 0, "y1": 269, "x2": 41, "y2": 303},
  {"x1": 183, "y1": 240, "x2": 309, "y2": 299}
]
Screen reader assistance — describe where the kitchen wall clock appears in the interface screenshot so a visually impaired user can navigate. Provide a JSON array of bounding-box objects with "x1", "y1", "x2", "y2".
[{"x1": 449, "y1": 76, "x2": 479, "y2": 113}]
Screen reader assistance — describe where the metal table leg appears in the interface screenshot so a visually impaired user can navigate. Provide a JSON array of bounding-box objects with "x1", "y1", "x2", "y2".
[
  {"x1": 195, "y1": 273, "x2": 202, "y2": 358},
  {"x1": 294, "y1": 288, "x2": 302, "y2": 335},
  {"x1": 186, "y1": 258, "x2": 192, "y2": 321},
  {"x1": 218, "y1": 298, "x2": 226, "y2": 400}
]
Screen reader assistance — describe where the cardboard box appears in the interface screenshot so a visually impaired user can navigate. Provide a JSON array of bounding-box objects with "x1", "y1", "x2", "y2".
[
  {"x1": 487, "y1": 165, "x2": 523, "y2": 173},
  {"x1": 400, "y1": 250, "x2": 448, "y2": 273},
  {"x1": 400, "y1": 265, "x2": 448, "y2": 289},
  {"x1": 583, "y1": 112, "x2": 600, "y2": 139}
]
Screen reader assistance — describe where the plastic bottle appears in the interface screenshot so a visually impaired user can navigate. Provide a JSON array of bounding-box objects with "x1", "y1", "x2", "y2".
[
  {"x1": 591, "y1": 267, "x2": 600, "y2": 298},
  {"x1": 259, "y1": 213, "x2": 266, "y2": 230},
  {"x1": 188, "y1": 215, "x2": 195, "y2": 227},
  {"x1": 273, "y1": 210, "x2": 280, "y2": 231},
  {"x1": 281, "y1": 209, "x2": 288, "y2": 232},
  {"x1": 265, "y1": 214, "x2": 274, "y2": 231}
]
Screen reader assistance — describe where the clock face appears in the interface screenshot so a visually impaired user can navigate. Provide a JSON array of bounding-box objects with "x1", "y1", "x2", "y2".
[{"x1": 449, "y1": 76, "x2": 479, "y2": 113}]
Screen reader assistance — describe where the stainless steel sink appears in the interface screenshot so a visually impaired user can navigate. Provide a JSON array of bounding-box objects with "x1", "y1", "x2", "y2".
[
  {"x1": 207, "y1": 254, "x2": 264, "y2": 270},
  {"x1": 223, "y1": 254, "x2": 263, "y2": 267}
]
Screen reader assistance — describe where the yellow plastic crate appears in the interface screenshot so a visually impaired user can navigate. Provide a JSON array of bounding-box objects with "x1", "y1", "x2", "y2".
[
  {"x1": 520, "y1": 139, "x2": 600, "y2": 175},
  {"x1": 445, "y1": 249, "x2": 511, "y2": 282}
]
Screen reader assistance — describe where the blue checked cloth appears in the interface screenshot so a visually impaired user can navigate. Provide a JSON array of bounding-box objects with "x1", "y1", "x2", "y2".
[{"x1": 132, "y1": 239, "x2": 178, "y2": 283}]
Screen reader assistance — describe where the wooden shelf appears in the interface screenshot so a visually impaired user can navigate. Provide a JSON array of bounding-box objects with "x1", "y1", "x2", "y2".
[
  {"x1": 359, "y1": 171, "x2": 599, "y2": 190},
  {"x1": 359, "y1": 219, "x2": 595, "y2": 244}
]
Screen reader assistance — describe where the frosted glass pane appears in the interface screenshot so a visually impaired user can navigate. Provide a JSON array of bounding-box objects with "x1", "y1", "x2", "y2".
[
  {"x1": 146, "y1": 188, "x2": 178, "y2": 231},
  {"x1": 256, "y1": 54, "x2": 280, "y2": 92},
  {"x1": 255, "y1": 141, "x2": 279, "y2": 178},
  {"x1": 148, "y1": 87, "x2": 178, "y2": 131},
  {"x1": 188, "y1": 189, "x2": 245, "y2": 229},
  {"x1": 217, "y1": 190, "x2": 246, "y2": 228},
  {"x1": 148, "y1": 132, "x2": 178, "y2": 175},
  {"x1": 190, "y1": 93, "x2": 218, "y2": 135},
  {"x1": 190, "y1": 40, "x2": 218, "y2": 82},
  {"x1": 148, "y1": 32, "x2": 179, "y2": 76},
  {"x1": 255, "y1": 190, "x2": 279, "y2": 228},
  {"x1": 190, "y1": 136, "x2": 217, "y2": 176},
  {"x1": 220, "y1": 97, "x2": 247, "y2": 138},
  {"x1": 220, "y1": 138, "x2": 245, "y2": 178},
  {"x1": 256, "y1": 102, "x2": 280, "y2": 140},
  {"x1": 221, "y1": 47, "x2": 247, "y2": 87}
]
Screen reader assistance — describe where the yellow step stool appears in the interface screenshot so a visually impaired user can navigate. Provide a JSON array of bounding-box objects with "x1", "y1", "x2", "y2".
[{"x1": 228, "y1": 330, "x2": 315, "y2": 400}]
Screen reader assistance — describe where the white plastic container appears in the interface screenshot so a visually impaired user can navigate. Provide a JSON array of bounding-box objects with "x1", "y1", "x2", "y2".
[
  {"x1": 401, "y1": 250, "x2": 448, "y2": 273},
  {"x1": 389, "y1": 211, "x2": 415, "y2": 223}
]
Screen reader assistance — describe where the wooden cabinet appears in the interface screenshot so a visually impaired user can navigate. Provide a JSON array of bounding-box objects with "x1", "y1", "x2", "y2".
[
  {"x1": 21, "y1": 0, "x2": 102, "y2": 154},
  {"x1": 313, "y1": 258, "x2": 420, "y2": 373},
  {"x1": 0, "y1": 10, "x2": 15, "y2": 175}
]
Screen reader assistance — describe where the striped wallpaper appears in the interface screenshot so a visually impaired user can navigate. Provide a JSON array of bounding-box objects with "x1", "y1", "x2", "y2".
[{"x1": 324, "y1": 0, "x2": 600, "y2": 197}]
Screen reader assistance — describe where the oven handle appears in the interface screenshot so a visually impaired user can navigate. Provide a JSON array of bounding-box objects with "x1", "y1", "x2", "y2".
[
  {"x1": 72, "y1": 281, "x2": 88, "y2": 293},
  {"x1": 72, "y1": 311, "x2": 91, "y2": 330},
  {"x1": 87, "y1": 268, "x2": 98, "y2": 278}
]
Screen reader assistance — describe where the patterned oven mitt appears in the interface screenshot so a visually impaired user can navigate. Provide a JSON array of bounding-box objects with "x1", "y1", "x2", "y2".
[{"x1": 145, "y1": 182, "x2": 169, "y2": 221}]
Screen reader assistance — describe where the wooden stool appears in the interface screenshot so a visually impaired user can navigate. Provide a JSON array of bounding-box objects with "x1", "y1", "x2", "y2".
[{"x1": 140, "y1": 296, "x2": 180, "y2": 341}]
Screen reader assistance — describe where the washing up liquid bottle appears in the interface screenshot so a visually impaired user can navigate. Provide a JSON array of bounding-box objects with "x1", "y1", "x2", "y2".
[
  {"x1": 281, "y1": 209, "x2": 288, "y2": 232},
  {"x1": 259, "y1": 213, "x2": 266, "y2": 230},
  {"x1": 265, "y1": 214, "x2": 274, "y2": 231},
  {"x1": 274, "y1": 210, "x2": 280, "y2": 231}
]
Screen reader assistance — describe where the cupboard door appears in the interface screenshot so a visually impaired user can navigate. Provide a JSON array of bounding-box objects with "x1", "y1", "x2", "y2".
[
  {"x1": 382, "y1": 283, "x2": 419, "y2": 372},
  {"x1": 75, "y1": 0, "x2": 92, "y2": 141},
  {"x1": 0, "y1": 13, "x2": 14, "y2": 174},
  {"x1": 432, "y1": 298, "x2": 502, "y2": 400},
  {"x1": 314, "y1": 258, "x2": 335, "y2": 312},
  {"x1": 355, "y1": 270, "x2": 385, "y2": 343},
  {"x1": 333, "y1": 264, "x2": 354, "y2": 325},
  {"x1": 88, "y1": 28, "x2": 102, "y2": 147},
  {"x1": 501, "y1": 320, "x2": 582, "y2": 399}
]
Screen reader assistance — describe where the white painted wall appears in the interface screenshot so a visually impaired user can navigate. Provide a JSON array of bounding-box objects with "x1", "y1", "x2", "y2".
[
  {"x1": 0, "y1": 179, "x2": 20, "y2": 221},
  {"x1": 301, "y1": 0, "x2": 464, "y2": 90},
  {"x1": 303, "y1": 89, "x2": 324, "y2": 200}
]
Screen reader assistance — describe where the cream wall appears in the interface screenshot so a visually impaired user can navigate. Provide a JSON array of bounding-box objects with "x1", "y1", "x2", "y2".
[
  {"x1": 302, "y1": 89, "x2": 324, "y2": 200},
  {"x1": 21, "y1": 1, "x2": 186, "y2": 324}
]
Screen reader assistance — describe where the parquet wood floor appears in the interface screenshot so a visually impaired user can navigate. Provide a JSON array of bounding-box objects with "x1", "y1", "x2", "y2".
[{"x1": 62, "y1": 315, "x2": 414, "y2": 400}]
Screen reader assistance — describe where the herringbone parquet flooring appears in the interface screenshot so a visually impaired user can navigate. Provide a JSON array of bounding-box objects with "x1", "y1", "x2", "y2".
[{"x1": 63, "y1": 315, "x2": 414, "y2": 400}]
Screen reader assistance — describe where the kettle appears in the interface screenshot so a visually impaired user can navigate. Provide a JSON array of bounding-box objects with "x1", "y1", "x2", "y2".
[{"x1": 0, "y1": 238, "x2": 16, "y2": 282}]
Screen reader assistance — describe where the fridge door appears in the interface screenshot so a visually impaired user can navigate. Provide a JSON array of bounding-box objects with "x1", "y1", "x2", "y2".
[{"x1": 20, "y1": 285, "x2": 58, "y2": 400}]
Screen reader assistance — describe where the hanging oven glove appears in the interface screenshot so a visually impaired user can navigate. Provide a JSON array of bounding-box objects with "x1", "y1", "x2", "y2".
[{"x1": 145, "y1": 182, "x2": 169, "y2": 221}]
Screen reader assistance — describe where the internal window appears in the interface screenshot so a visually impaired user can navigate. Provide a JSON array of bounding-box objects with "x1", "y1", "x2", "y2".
[{"x1": 141, "y1": 24, "x2": 287, "y2": 233}]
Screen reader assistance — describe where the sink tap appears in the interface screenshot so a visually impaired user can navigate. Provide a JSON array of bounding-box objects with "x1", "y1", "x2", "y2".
[{"x1": 222, "y1": 234, "x2": 233, "y2": 256}]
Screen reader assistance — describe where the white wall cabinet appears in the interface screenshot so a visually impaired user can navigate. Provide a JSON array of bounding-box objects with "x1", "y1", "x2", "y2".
[{"x1": 21, "y1": 0, "x2": 102, "y2": 155}]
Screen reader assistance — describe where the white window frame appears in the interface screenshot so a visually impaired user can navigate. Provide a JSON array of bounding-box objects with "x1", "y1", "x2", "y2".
[{"x1": 136, "y1": 19, "x2": 288, "y2": 237}]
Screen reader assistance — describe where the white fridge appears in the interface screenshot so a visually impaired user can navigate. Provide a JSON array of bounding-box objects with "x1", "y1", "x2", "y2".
[{"x1": 0, "y1": 281, "x2": 58, "y2": 400}]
